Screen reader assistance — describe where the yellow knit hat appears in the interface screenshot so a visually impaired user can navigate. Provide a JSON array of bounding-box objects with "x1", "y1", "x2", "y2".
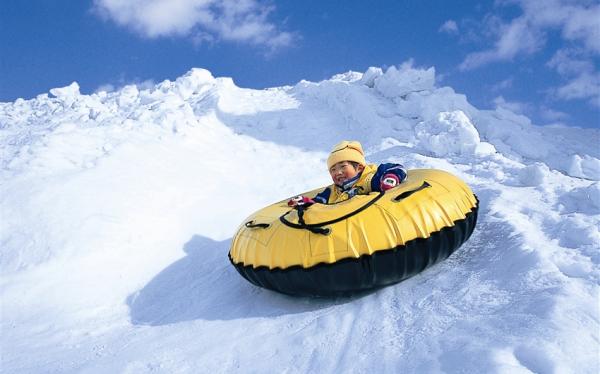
[{"x1": 327, "y1": 140, "x2": 367, "y2": 169}]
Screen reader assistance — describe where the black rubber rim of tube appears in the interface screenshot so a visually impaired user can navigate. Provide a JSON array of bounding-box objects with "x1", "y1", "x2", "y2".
[{"x1": 230, "y1": 197, "x2": 479, "y2": 297}]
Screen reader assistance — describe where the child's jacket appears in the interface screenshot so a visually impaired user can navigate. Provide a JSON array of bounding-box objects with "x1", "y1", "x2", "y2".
[{"x1": 313, "y1": 163, "x2": 407, "y2": 204}]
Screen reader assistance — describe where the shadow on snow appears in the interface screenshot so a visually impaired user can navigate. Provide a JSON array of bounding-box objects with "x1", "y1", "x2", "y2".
[{"x1": 127, "y1": 235, "x2": 356, "y2": 326}]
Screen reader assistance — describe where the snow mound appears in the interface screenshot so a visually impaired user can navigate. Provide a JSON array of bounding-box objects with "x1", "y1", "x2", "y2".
[
  {"x1": 519, "y1": 163, "x2": 551, "y2": 186},
  {"x1": 1, "y1": 64, "x2": 598, "y2": 373},
  {"x1": 373, "y1": 61, "x2": 435, "y2": 98},
  {"x1": 415, "y1": 110, "x2": 486, "y2": 157},
  {"x1": 474, "y1": 108, "x2": 600, "y2": 181},
  {"x1": 49, "y1": 81, "x2": 80, "y2": 98},
  {"x1": 568, "y1": 154, "x2": 600, "y2": 180}
]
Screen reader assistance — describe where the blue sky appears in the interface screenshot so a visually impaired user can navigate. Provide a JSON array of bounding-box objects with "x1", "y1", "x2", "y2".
[{"x1": 1, "y1": 0, "x2": 598, "y2": 128}]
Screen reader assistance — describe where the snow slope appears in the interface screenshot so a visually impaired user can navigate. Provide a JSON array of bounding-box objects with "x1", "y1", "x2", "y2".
[{"x1": 1, "y1": 64, "x2": 599, "y2": 373}]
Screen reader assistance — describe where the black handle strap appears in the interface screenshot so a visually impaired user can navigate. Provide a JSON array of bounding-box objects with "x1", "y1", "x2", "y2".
[
  {"x1": 293, "y1": 206, "x2": 331, "y2": 235},
  {"x1": 245, "y1": 220, "x2": 270, "y2": 229},
  {"x1": 280, "y1": 191, "x2": 385, "y2": 235},
  {"x1": 250, "y1": 182, "x2": 431, "y2": 234},
  {"x1": 307, "y1": 226, "x2": 331, "y2": 235},
  {"x1": 394, "y1": 181, "x2": 431, "y2": 202}
]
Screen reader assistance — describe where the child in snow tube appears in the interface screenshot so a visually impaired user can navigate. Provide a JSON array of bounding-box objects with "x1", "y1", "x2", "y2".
[
  {"x1": 288, "y1": 140, "x2": 408, "y2": 208},
  {"x1": 229, "y1": 140, "x2": 478, "y2": 296}
]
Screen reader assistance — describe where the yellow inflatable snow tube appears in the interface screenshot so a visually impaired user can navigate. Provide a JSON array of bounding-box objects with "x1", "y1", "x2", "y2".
[{"x1": 229, "y1": 169, "x2": 478, "y2": 296}]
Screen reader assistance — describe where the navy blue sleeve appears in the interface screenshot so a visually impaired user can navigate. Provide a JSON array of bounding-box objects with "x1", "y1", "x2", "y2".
[
  {"x1": 371, "y1": 163, "x2": 408, "y2": 192},
  {"x1": 313, "y1": 187, "x2": 331, "y2": 204}
]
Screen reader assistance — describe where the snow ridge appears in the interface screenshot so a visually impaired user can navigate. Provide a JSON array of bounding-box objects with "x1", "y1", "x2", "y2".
[{"x1": 1, "y1": 64, "x2": 598, "y2": 373}]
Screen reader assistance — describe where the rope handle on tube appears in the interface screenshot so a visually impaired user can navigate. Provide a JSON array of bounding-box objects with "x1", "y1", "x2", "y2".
[
  {"x1": 245, "y1": 220, "x2": 270, "y2": 229},
  {"x1": 394, "y1": 181, "x2": 431, "y2": 202},
  {"x1": 295, "y1": 206, "x2": 331, "y2": 235},
  {"x1": 280, "y1": 191, "x2": 385, "y2": 235}
]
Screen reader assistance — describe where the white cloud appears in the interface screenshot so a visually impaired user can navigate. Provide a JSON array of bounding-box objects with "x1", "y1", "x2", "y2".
[
  {"x1": 491, "y1": 77, "x2": 514, "y2": 91},
  {"x1": 439, "y1": 20, "x2": 458, "y2": 34},
  {"x1": 562, "y1": 7, "x2": 600, "y2": 53},
  {"x1": 554, "y1": 72, "x2": 600, "y2": 106},
  {"x1": 93, "y1": 0, "x2": 295, "y2": 50},
  {"x1": 519, "y1": 0, "x2": 600, "y2": 53},
  {"x1": 547, "y1": 49, "x2": 594, "y2": 76},
  {"x1": 460, "y1": 16, "x2": 543, "y2": 70},
  {"x1": 459, "y1": 0, "x2": 600, "y2": 111},
  {"x1": 460, "y1": 0, "x2": 600, "y2": 70},
  {"x1": 191, "y1": 31, "x2": 215, "y2": 47},
  {"x1": 547, "y1": 49, "x2": 600, "y2": 107}
]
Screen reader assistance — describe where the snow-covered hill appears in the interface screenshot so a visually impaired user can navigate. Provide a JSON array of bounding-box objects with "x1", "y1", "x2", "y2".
[{"x1": 1, "y1": 64, "x2": 598, "y2": 373}]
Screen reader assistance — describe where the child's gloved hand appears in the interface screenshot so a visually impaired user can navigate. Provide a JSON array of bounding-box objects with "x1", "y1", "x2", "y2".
[
  {"x1": 380, "y1": 173, "x2": 401, "y2": 191},
  {"x1": 287, "y1": 196, "x2": 315, "y2": 208}
]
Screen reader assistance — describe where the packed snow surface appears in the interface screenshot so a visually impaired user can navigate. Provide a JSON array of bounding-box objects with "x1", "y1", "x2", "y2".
[{"x1": 1, "y1": 65, "x2": 599, "y2": 373}]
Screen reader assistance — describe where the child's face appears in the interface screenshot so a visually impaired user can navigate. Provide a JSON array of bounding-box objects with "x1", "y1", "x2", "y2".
[{"x1": 329, "y1": 161, "x2": 364, "y2": 185}]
